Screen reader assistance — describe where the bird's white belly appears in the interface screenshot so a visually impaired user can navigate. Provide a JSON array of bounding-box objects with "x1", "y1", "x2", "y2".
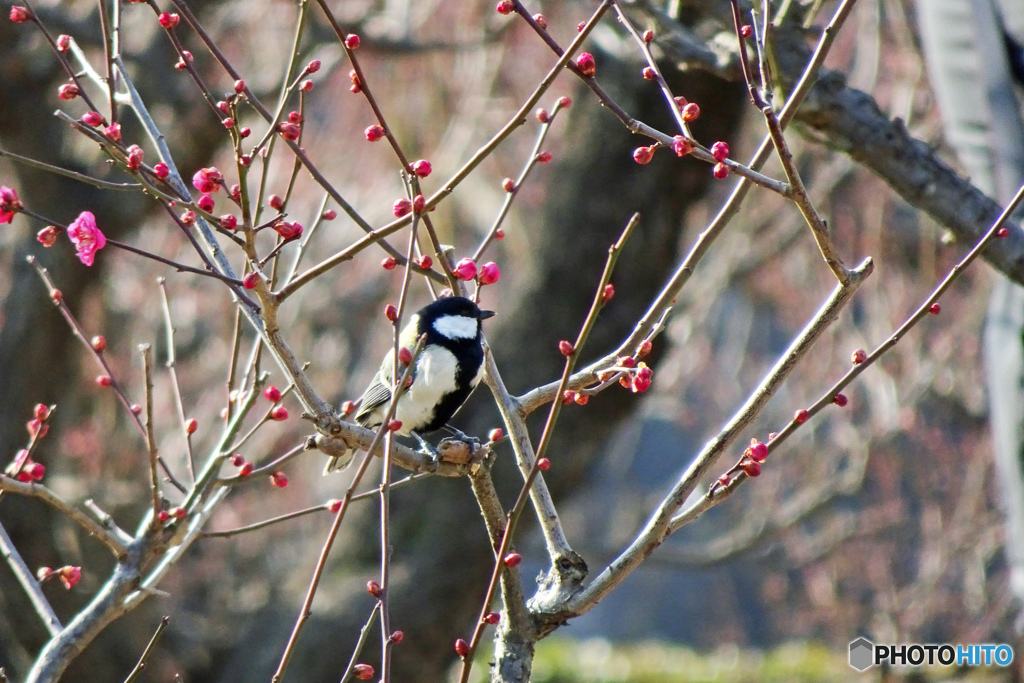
[{"x1": 394, "y1": 345, "x2": 459, "y2": 434}]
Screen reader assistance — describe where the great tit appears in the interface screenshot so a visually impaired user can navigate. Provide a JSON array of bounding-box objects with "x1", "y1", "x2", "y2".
[{"x1": 324, "y1": 296, "x2": 494, "y2": 472}]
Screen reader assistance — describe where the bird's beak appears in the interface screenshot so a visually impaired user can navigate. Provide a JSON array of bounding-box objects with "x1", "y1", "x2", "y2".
[{"x1": 479, "y1": 310, "x2": 495, "y2": 320}]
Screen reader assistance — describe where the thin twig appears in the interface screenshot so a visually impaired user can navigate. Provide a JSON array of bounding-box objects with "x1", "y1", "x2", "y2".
[
  {"x1": 0, "y1": 149, "x2": 139, "y2": 191},
  {"x1": 338, "y1": 605, "x2": 381, "y2": 683},
  {"x1": 158, "y1": 279, "x2": 196, "y2": 482},
  {"x1": 139, "y1": 345, "x2": 162, "y2": 522},
  {"x1": 122, "y1": 615, "x2": 170, "y2": 683}
]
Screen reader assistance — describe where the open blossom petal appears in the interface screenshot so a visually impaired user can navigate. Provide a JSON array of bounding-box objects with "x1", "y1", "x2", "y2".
[
  {"x1": 67, "y1": 211, "x2": 106, "y2": 266},
  {"x1": 0, "y1": 185, "x2": 21, "y2": 224}
]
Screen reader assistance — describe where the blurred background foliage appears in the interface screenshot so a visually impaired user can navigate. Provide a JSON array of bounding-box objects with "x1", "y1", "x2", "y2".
[{"x1": 0, "y1": 0, "x2": 1018, "y2": 680}]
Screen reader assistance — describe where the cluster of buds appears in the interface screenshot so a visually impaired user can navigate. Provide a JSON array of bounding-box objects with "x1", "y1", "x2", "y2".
[
  {"x1": 7, "y1": 447, "x2": 45, "y2": 482},
  {"x1": 711, "y1": 438, "x2": 770, "y2": 494},
  {"x1": 229, "y1": 453, "x2": 255, "y2": 477},
  {"x1": 37, "y1": 565, "x2": 81, "y2": 590},
  {"x1": 0, "y1": 185, "x2": 22, "y2": 224},
  {"x1": 273, "y1": 220, "x2": 303, "y2": 240}
]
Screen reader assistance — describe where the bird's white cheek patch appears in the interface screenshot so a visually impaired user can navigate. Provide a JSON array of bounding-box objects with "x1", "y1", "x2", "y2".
[
  {"x1": 394, "y1": 346, "x2": 459, "y2": 432},
  {"x1": 433, "y1": 315, "x2": 478, "y2": 340}
]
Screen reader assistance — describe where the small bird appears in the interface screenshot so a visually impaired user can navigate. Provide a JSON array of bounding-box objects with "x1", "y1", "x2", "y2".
[{"x1": 324, "y1": 296, "x2": 494, "y2": 472}]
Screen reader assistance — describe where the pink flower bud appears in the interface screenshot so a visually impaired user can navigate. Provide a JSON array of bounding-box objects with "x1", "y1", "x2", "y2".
[
  {"x1": 157, "y1": 510, "x2": 170, "y2": 521},
  {"x1": 264, "y1": 386, "x2": 282, "y2": 402},
  {"x1": 270, "y1": 471, "x2": 288, "y2": 487},
  {"x1": 602, "y1": 283, "x2": 615, "y2": 302},
  {"x1": 243, "y1": 272, "x2": 259, "y2": 289},
  {"x1": 642, "y1": 66, "x2": 656, "y2": 80},
  {"x1": 740, "y1": 24, "x2": 752, "y2": 38},
  {"x1": 533, "y1": 13, "x2": 547, "y2": 29},
  {"x1": 643, "y1": 29, "x2": 654, "y2": 42},
  {"x1": 496, "y1": 0, "x2": 514, "y2": 14},
  {"x1": 637, "y1": 340, "x2": 653, "y2": 356},
  {"x1": 277, "y1": 122, "x2": 300, "y2": 140},
  {"x1": 633, "y1": 146, "x2": 654, "y2": 165},
  {"x1": 306, "y1": 59, "x2": 321, "y2": 74},
  {"x1": 381, "y1": 257, "x2": 397, "y2": 270},
  {"x1": 239, "y1": 462, "x2": 254, "y2": 476},
  {"x1": 181, "y1": 210, "x2": 196, "y2": 226},
  {"x1": 327, "y1": 498, "x2": 342, "y2": 512},
  {"x1": 230, "y1": 454, "x2": 244, "y2": 467},
  {"x1": 455, "y1": 639, "x2": 470, "y2": 658},
  {"x1": 502, "y1": 177, "x2": 516, "y2": 192},
  {"x1": 90, "y1": 335, "x2": 106, "y2": 352},
  {"x1": 388, "y1": 419, "x2": 402, "y2": 432},
  {"x1": 270, "y1": 406, "x2": 289, "y2": 421},
  {"x1": 300, "y1": 79, "x2": 313, "y2": 92},
  {"x1": 234, "y1": 79, "x2": 245, "y2": 93},
  {"x1": 367, "y1": 580, "x2": 383, "y2": 597},
  {"x1": 537, "y1": 151, "x2": 552, "y2": 163},
  {"x1": 795, "y1": 409, "x2": 809, "y2": 423},
  {"x1": 34, "y1": 403, "x2": 50, "y2": 420},
  {"x1": 385, "y1": 304, "x2": 398, "y2": 321},
  {"x1": 352, "y1": 663, "x2": 374, "y2": 680},
  {"x1": 576, "y1": 52, "x2": 596, "y2": 77},
  {"x1": 37, "y1": 226, "x2": 58, "y2": 247},
  {"x1": 274, "y1": 221, "x2": 303, "y2": 239},
  {"x1": 67, "y1": 211, "x2": 106, "y2": 266},
  {"x1": 741, "y1": 459, "x2": 762, "y2": 477},
  {"x1": 478, "y1": 261, "x2": 500, "y2": 285},
  {"x1": 171, "y1": 506, "x2": 186, "y2": 519},
  {"x1": 287, "y1": 111, "x2": 302, "y2": 124},
  {"x1": 219, "y1": 214, "x2": 237, "y2": 230},
  {"x1": 322, "y1": 209, "x2": 337, "y2": 220},
  {"x1": 748, "y1": 440, "x2": 768, "y2": 463},
  {"x1": 365, "y1": 125, "x2": 385, "y2": 142},
  {"x1": 398, "y1": 347, "x2": 413, "y2": 365},
  {"x1": 537, "y1": 457, "x2": 551, "y2": 470},
  {"x1": 58, "y1": 83, "x2": 79, "y2": 100},
  {"x1": 126, "y1": 144, "x2": 144, "y2": 170},
  {"x1": 418, "y1": 255, "x2": 433, "y2": 269},
  {"x1": 411, "y1": 159, "x2": 432, "y2": 177},
  {"x1": 349, "y1": 70, "x2": 361, "y2": 92},
  {"x1": 710, "y1": 141, "x2": 729, "y2": 162},
  {"x1": 158, "y1": 12, "x2": 179, "y2": 28},
  {"x1": 341, "y1": 400, "x2": 355, "y2": 415},
  {"x1": 154, "y1": 162, "x2": 169, "y2": 179},
  {"x1": 453, "y1": 258, "x2": 477, "y2": 281},
  {"x1": 682, "y1": 102, "x2": 700, "y2": 121},
  {"x1": 503, "y1": 552, "x2": 522, "y2": 567},
  {"x1": 558, "y1": 96, "x2": 572, "y2": 109},
  {"x1": 484, "y1": 612, "x2": 500, "y2": 624},
  {"x1": 393, "y1": 198, "x2": 412, "y2": 217},
  {"x1": 197, "y1": 194, "x2": 215, "y2": 212},
  {"x1": 184, "y1": 418, "x2": 198, "y2": 434},
  {"x1": 929, "y1": 303, "x2": 941, "y2": 315},
  {"x1": 82, "y1": 111, "x2": 103, "y2": 127},
  {"x1": 9, "y1": 6, "x2": 31, "y2": 22},
  {"x1": 58, "y1": 566, "x2": 81, "y2": 589},
  {"x1": 851, "y1": 348, "x2": 867, "y2": 364},
  {"x1": 488, "y1": 428, "x2": 503, "y2": 442},
  {"x1": 131, "y1": 404, "x2": 142, "y2": 416},
  {"x1": 713, "y1": 163, "x2": 729, "y2": 179},
  {"x1": 217, "y1": 100, "x2": 230, "y2": 114},
  {"x1": 558, "y1": 340, "x2": 575, "y2": 356},
  {"x1": 494, "y1": 229, "x2": 505, "y2": 240},
  {"x1": 413, "y1": 194, "x2": 426, "y2": 213},
  {"x1": 192, "y1": 167, "x2": 222, "y2": 193},
  {"x1": 671, "y1": 136, "x2": 693, "y2": 157},
  {"x1": 391, "y1": 630, "x2": 404, "y2": 643},
  {"x1": 344, "y1": 34, "x2": 360, "y2": 49},
  {"x1": 833, "y1": 393, "x2": 848, "y2": 407},
  {"x1": 50, "y1": 289, "x2": 62, "y2": 303}
]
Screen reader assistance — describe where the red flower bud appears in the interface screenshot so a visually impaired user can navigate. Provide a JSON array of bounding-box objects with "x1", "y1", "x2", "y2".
[
  {"x1": 681, "y1": 102, "x2": 700, "y2": 121},
  {"x1": 602, "y1": 283, "x2": 615, "y2": 302},
  {"x1": 96, "y1": 374, "x2": 112, "y2": 387},
  {"x1": 197, "y1": 194, "x2": 215, "y2": 212},
  {"x1": 633, "y1": 146, "x2": 655, "y2": 165},
  {"x1": 184, "y1": 418, "x2": 198, "y2": 434},
  {"x1": 643, "y1": 29, "x2": 654, "y2": 42},
  {"x1": 364, "y1": 125, "x2": 385, "y2": 142},
  {"x1": 488, "y1": 428, "x2": 503, "y2": 442},
  {"x1": 929, "y1": 303, "x2": 941, "y2": 315},
  {"x1": 418, "y1": 255, "x2": 433, "y2": 269},
  {"x1": 82, "y1": 111, "x2": 103, "y2": 127},
  {"x1": 171, "y1": 506, "x2": 186, "y2": 519},
  {"x1": 37, "y1": 226, "x2": 58, "y2": 247},
  {"x1": 398, "y1": 347, "x2": 413, "y2": 365},
  {"x1": 50, "y1": 289, "x2": 62, "y2": 303},
  {"x1": 239, "y1": 462, "x2": 254, "y2": 476},
  {"x1": 710, "y1": 141, "x2": 729, "y2": 162},
  {"x1": 234, "y1": 79, "x2": 246, "y2": 93},
  {"x1": 287, "y1": 111, "x2": 302, "y2": 124},
  {"x1": 536, "y1": 151, "x2": 552, "y2": 164},
  {"x1": 327, "y1": 498, "x2": 342, "y2": 512},
  {"x1": 998, "y1": 227, "x2": 1010, "y2": 238},
  {"x1": 219, "y1": 214, "x2": 237, "y2": 230},
  {"x1": 484, "y1": 612, "x2": 500, "y2": 624},
  {"x1": 158, "y1": 12, "x2": 179, "y2": 29},
  {"x1": 713, "y1": 163, "x2": 729, "y2": 179},
  {"x1": 34, "y1": 403, "x2": 50, "y2": 421},
  {"x1": 270, "y1": 471, "x2": 288, "y2": 487},
  {"x1": 411, "y1": 159, "x2": 432, "y2": 177},
  {"x1": 131, "y1": 404, "x2": 142, "y2": 415},
  {"x1": 558, "y1": 96, "x2": 572, "y2": 109},
  {"x1": 58, "y1": 83, "x2": 79, "y2": 100},
  {"x1": 264, "y1": 386, "x2": 282, "y2": 402},
  {"x1": 388, "y1": 419, "x2": 402, "y2": 432},
  {"x1": 455, "y1": 639, "x2": 470, "y2": 658},
  {"x1": 278, "y1": 122, "x2": 300, "y2": 140},
  {"x1": 413, "y1": 194, "x2": 426, "y2": 214},
  {"x1": 833, "y1": 393, "x2": 848, "y2": 407},
  {"x1": 157, "y1": 510, "x2": 170, "y2": 522},
  {"x1": 344, "y1": 34, "x2": 360, "y2": 49},
  {"x1": 558, "y1": 340, "x2": 575, "y2": 356},
  {"x1": 230, "y1": 454, "x2": 244, "y2": 467},
  {"x1": 671, "y1": 136, "x2": 693, "y2": 156},
  {"x1": 575, "y1": 52, "x2": 596, "y2": 77},
  {"x1": 9, "y1": 6, "x2": 31, "y2": 22},
  {"x1": 851, "y1": 348, "x2": 867, "y2": 364},
  {"x1": 367, "y1": 580, "x2": 382, "y2": 597},
  {"x1": 341, "y1": 400, "x2": 355, "y2": 415},
  {"x1": 503, "y1": 552, "x2": 522, "y2": 567},
  {"x1": 274, "y1": 221, "x2": 303, "y2": 240},
  {"x1": 385, "y1": 304, "x2": 398, "y2": 321},
  {"x1": 536, "y1": 108, "x2": 550, "y2": 123},
  {"x1": 393, "y1": 198, "x2": 412, "y2": 217},
  {"x1": 794, "y1": 409, "x2": 809, "y2": 424},
  {"x1": 494, "y1": 229, "x2": 505, "y2": 240},
  {"x1": 496, "y1": 0, "x2": 514, "y2": 14},
  {"x1": 642, "y1": 66, "x2": 656, "y2": 80},
  {"x1": 322, "y1": 209, "x2": 337, "y2": 220},
  {"x1": 537, "y1": 457, "x2": 551, "y2": 470},
  {"x1": 748, "y1": 440, "x2": 768, "y2": 463},
  {"x1": 502, "y1": 177, "x2": 516, "y2": 192},
  {"x1": 391, "y1": 630, "x2": 404, "y2": 644},
  {"x1": 306, "y1": 60, "x2": 321, "y2": 74},
  {"x1": 243, "y1": 272, "x2": 260, "y2": 289},
  {"x1": 181, "y1": 210, "x2": 196, "y2": 226},
  {"x1": 270, "y1": 406, "x2": 289, "y2": 421},
  {"x1": 381, "y1": 257, "x2": 397, "y2": 270},
  {"x1": 478, "y1": 261, "x2": 501, "y2": 285},
  {"x1": 740, "y1": 24, "x2": 753, "y2": 38},
  {"x1": 453, "y1": 258, "x2": 478, "y2": 281},
  {"x1": 352, "y1": 663, "x2": 374, "y2": 680},
  {"x1": 154, "y1": 162, "x2": 169, "y2": 179},
  {"x1": 741, "y1": 459, "x2": 762, "y2": 477}
]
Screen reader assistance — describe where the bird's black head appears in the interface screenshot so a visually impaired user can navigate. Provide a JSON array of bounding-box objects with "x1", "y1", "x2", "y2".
[{"x1": 414, "y1": 296, "x2": 494, "y2": 343}]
